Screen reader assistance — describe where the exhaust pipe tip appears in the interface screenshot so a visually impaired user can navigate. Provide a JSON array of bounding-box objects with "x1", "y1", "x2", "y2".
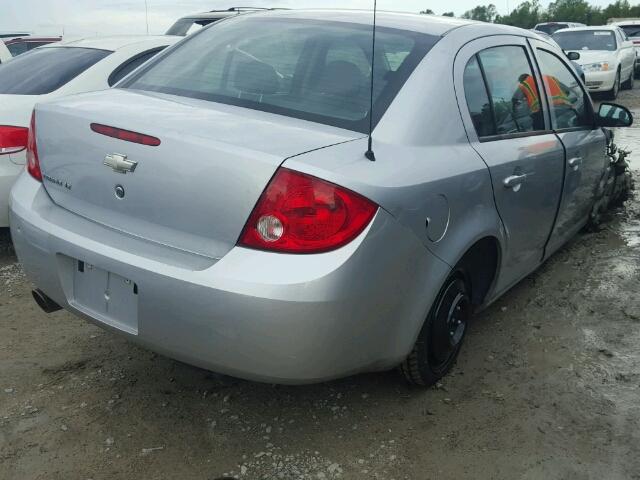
[{"x1": 32, "y1": 289, "x2": 62, "y2": 314}]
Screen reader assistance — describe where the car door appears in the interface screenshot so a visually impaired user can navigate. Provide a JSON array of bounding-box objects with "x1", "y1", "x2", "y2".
[
  {"x1": 455, "y1": 36, "x2": 566, "y2": 288},
  {"x1": 619, "y1": 29, "x2": 636, "y2": 78},
  {"x1": 530, "y1": 39, "x2": 607, "y2": 256}
]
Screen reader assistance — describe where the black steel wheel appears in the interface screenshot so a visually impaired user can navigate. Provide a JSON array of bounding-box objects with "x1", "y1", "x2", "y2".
[{"x1": 401, "y1": 272, "x2": 471, "y2": 386}]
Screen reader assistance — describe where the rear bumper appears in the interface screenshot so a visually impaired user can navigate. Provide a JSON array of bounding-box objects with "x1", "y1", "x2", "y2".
[{"x1": 9, "y1": 173, "x2": 450, "y2": 384}]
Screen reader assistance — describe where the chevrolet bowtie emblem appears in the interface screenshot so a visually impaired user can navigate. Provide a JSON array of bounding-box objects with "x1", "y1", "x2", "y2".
[{"x1": 104, "y1": 153, "x2": 137, "y2": 174}]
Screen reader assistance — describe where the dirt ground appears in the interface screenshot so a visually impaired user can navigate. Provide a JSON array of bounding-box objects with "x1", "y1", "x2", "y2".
[{"x1": 2, "y1": 91, "x2": 640, "y2": 480}]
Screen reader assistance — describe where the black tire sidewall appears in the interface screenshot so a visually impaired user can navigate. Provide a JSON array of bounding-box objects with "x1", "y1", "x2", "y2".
[
  {"x1": 611, "y1": 71, "x2": 621, "y2": 99},
  {"x1": 412, "y1": 273, "x2": 470, "y2": 385}
]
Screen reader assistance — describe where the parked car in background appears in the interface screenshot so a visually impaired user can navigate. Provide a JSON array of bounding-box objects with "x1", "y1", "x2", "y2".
[
  {"x1": 0, "y1": 35, "x2": 180, "y2": 228},
  {"x1": 4, "y1": 36, "x2": 62, "y2": 57},
  {"x1": 553, "y1": 26, "x2": 636, "y2": 99},
  {"x1": 0, "y1": 32, "x2": 30, "y2": 40},
  {"x1": 10, "y1": 11, "x2": 633, "y2": 386},
  {"x1": 166, "y1": 7, "x2": 278, "y2": 35},
  {"x1": 609, "y1": 19, "x2": 640, "y2": 76},
  {"x1": 534, "y1": 21, "x2": 586, "y2": 35},
  {"x1": 0, "y1": 40, "x2": 10, "y2": 64},
  {"x1": 532, "y1": 30, "x2": 585, "y2": 82}
]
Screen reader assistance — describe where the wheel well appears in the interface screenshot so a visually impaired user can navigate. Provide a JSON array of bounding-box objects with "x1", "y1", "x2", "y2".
[{"x1": 456, "y1": 237, "x2": 500, "y2": 306}]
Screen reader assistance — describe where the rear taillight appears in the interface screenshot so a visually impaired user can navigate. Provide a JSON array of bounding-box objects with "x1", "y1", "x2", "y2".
[
  {"x1": 0, "y1": 125, "x2": 28, "y2": 155},
  {"x1": 90, "y1": 123, "x2": 161, "y2": 146},
  {"x1": 238, "y1": 168, "x2": 378, "y2": 254},
  {"x1": 26, "y1": 111, "x2": 42, "y2": 182}
]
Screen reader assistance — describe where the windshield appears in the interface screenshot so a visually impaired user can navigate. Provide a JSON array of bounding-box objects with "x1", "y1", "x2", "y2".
[
  {"x1": 620, "y1": 25, "x2": 640, "y2": 38},
  {"x1": 554, "y1": 30, "x2": 617, "y2": 51},
  {"x1": 165, "y1": 17, "x2": 224, "y2": 36},
  {"x1": 536, "y1": 23, "x2": 569, "y2": 35},
  {"x1": 0, "y1": 47, "x2": 110, "y2": 95},
  {"x1": 125, "y1": 17, "x2": 438, "y2": 133}
]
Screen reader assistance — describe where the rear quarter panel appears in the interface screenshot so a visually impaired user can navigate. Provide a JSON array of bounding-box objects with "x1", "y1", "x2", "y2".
[{"x1": 286, "y1": 28, "x2": 507, "y2": 302}]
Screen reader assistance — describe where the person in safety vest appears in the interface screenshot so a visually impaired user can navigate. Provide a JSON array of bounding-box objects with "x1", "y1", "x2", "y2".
[{"x1": 516, "y1": 73, "x2": 573, "y2": 112}]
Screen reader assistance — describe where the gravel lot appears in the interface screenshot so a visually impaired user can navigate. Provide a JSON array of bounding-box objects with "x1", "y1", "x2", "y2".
[{"x1": 2, "y1": 89, "x2": 640, "y2": 480}]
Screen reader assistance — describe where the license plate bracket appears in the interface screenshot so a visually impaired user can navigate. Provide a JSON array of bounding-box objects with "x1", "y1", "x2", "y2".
[{"x1": 71, "y1": 260, "x2": 139, "y2": 335}]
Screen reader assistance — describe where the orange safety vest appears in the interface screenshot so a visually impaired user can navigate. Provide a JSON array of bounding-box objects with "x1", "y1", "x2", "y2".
[
  {"x1": 543, "y1": 75, "x2": 572, "y2": 108},
  {"x1": 518, "y1": 75, "x2": 541, "y2": 113},
  {"x1": 518, "y1": 75, "x2": 572, "y2": 112}
]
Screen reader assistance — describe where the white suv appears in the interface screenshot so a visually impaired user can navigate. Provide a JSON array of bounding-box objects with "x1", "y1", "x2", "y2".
[
  {"x1": 534, "y1": 22, "x2": 586, "y2": 35},
  {"x1": 166, "y1": 7, "x2": 280, "y2": 36}
]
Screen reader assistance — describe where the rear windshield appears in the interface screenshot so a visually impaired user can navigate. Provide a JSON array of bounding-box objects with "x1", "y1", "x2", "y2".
[
  {"x1": 165, "y1": 17, "x2": 224, "y2": 36},
  {"x1": 0, "y1": 47, "x2": 111, "y2": 95},
  {"x1": 125, "y1": 17, "x2": 438, "y2": 133},
  {"x1": 536, "y1": 23, "x2": 569, "y2": 35},
  {"x1": 620, "y1": 25, "x2": 640, "y2": 38},
  {"x1": 553, "y1": 30, "x2": 617, "y2": 51}
]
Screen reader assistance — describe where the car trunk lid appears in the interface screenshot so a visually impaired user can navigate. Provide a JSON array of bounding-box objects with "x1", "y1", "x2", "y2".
[{"x1": 36, "y1": 89, "x2": 361, "y2": 259}]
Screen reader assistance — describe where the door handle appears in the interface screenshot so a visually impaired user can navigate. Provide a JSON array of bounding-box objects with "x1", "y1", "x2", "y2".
[
  {"x1": 503, "y1": 174, "x2": 527, "y2": 189},
  {"x1": 568, "y1": 157, "x2": 583, "y2": 170}
]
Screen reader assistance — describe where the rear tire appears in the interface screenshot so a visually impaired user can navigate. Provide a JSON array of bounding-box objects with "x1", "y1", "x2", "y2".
[{"x1": 400, "y1": 272, "x2": 471, "y2": 387}]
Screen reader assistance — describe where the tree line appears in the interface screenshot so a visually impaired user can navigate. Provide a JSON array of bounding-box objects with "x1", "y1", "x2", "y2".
[{"x1": 421, "y1": 0, "x2": 640, "y2": 29}]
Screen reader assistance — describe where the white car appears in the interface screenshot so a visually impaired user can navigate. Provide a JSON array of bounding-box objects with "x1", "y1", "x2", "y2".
[
  {"x1": 534, "y1": 21, "x2": 586, "y2": 35},
  {"x1": 609, "y1": 19, "x2": 640, "y2": 75},
  {"x1": 553, "y1": 26, "x2": 636, "y2": 99},
  {"x1": 0, "y1": 35, "x2": 180, "y2": 227},
  {"x1": 0, "y1": 39, "x2": 11, "y2": 64},
  {"x1": 166, "y1": 7, "x2": 276, "y2": 36}
]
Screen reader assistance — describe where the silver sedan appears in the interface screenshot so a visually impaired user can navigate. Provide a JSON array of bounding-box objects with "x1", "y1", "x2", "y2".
[{"x1": 9, "y1": 10, "x2": 633, "y2": 385}]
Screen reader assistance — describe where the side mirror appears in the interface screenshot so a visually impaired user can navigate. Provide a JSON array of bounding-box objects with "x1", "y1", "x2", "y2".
[
  {"x1": 596, "y1": 102, "x2": 634, "y2": 127},
  {"x1": 566, "y1": 51, "x2": 580, "y2": 61}
]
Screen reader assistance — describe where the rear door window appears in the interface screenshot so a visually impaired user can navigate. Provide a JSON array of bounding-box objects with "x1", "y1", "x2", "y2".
[
  {"x1": 0, "y1": 47, "x2": 111, "y2": 95},
  {"x1": 463, "y1": 56, "x2": 495, "y2": 137},
  {"x1": 475, "y1": 45, "x2": 546, "y2": 136},
  {"x1": 536, "y1": 49, "x2": 592, "y2": 130}
]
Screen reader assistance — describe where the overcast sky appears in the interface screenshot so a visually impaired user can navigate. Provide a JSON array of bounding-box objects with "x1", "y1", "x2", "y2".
[{"x1": 1, "y1": 0, "x2": 617, "y2": 37}]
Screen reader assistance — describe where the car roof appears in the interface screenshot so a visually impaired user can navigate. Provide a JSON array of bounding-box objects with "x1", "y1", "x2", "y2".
[
  {"x1": 238, "y1": 9, "x2": 492, "y2": 36},
  {"x1": 40, "y1": 35, "x2": 179, "y2": 51},
  {"x1": 536, "y1": 21, "x2": 583, "y2": 25},
  {"x1": 611, "y1": 19, "x2": 640, "y2": 25},
  {"x1": 555, "y1": 25, "x2": 619, "y2": 33}
]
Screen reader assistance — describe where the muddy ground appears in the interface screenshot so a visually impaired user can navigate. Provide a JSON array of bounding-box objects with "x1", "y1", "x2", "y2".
[{"x1": 2, "y1": 90, "x2": 640, "y2": 480}]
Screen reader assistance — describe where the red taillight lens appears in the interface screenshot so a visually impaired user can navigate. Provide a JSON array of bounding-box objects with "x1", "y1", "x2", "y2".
[
  {"x1": 238, "y1": 168, "x2": 378, "y2": 254},
  {"x1": 90, "y1": 123, "x2": 161, "y2": 146},
  {"x1": 0, "y1": 125, "x2": 28, "y2": 155},
  {"x1": 26, "y1": 111, "x2": 42, "y2": 182}
]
